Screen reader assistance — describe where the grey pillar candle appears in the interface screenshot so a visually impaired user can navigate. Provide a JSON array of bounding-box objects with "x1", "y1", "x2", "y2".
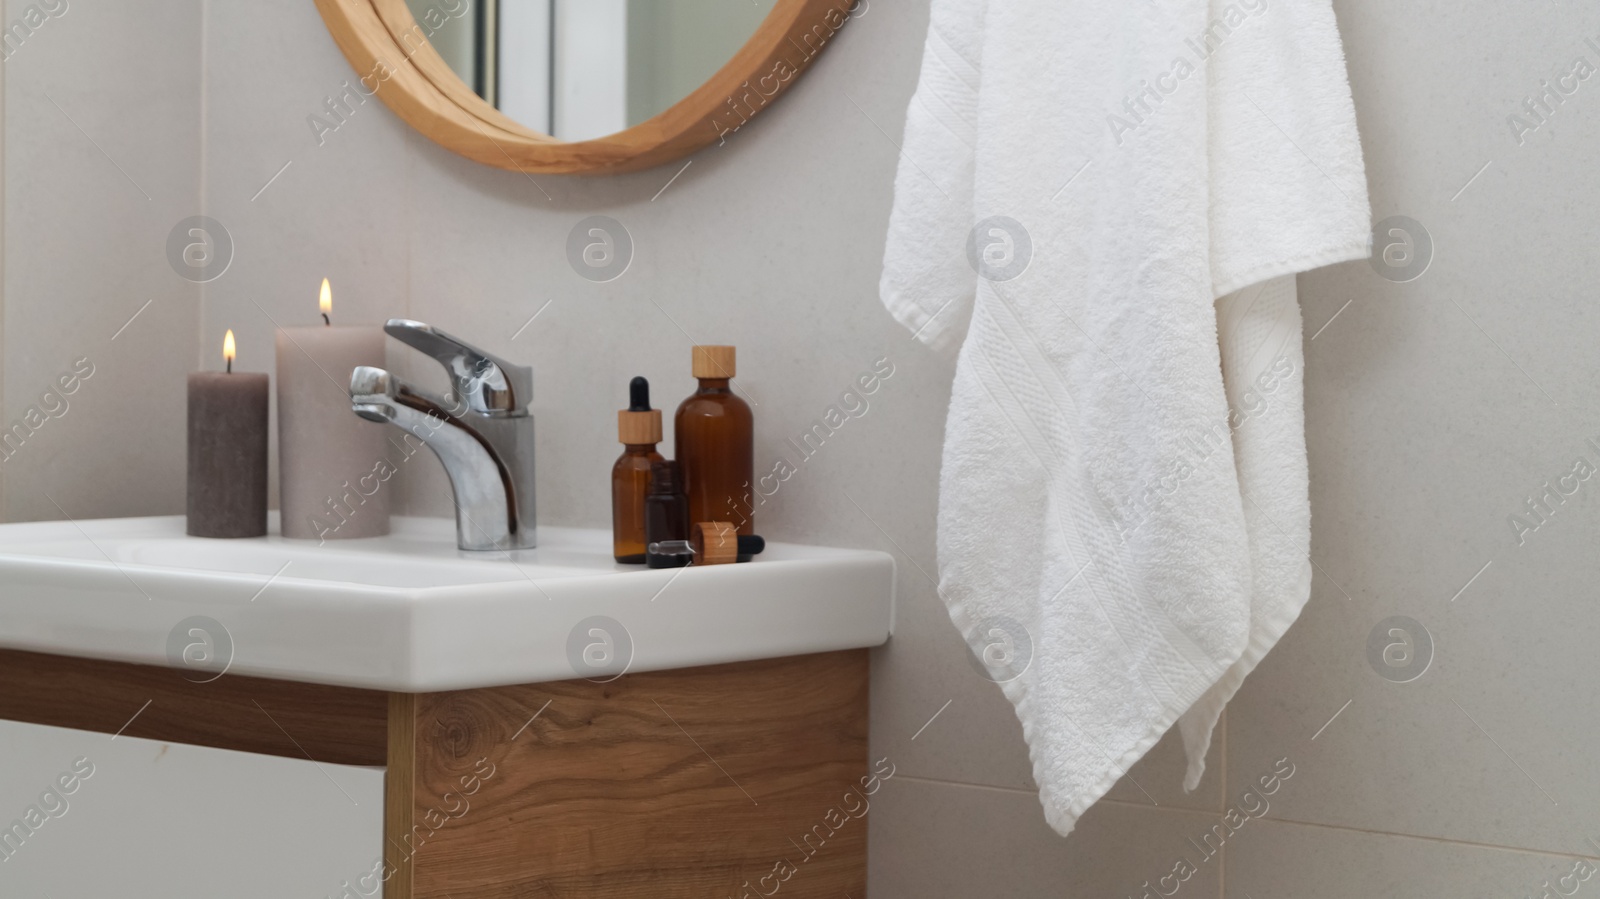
[
  {"x1": 187, "y1": 331, "x2": 269, "y2": 538},
  {"x1": 276, "y1": 279, "x2": 391, "y2": 541}
]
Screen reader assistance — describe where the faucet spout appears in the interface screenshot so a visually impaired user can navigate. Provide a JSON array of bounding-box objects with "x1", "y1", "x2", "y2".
[{"x1": 351, "y1": 358, "x2": 536, "y2": 552}]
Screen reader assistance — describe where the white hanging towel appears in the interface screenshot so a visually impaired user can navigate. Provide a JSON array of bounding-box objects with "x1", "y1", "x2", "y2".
[{"x1": 879, "y1": 0, "x2": 1370, "y2": 834}]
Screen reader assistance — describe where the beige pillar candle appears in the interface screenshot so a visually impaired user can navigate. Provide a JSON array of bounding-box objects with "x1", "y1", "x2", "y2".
[{"x1": 275, "y1": 278, "x2": 391, "y2": 541}]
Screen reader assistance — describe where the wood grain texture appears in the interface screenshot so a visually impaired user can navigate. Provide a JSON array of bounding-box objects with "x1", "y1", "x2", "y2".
[
  {"x1": 0, "y1": 649, "x2": 387, "y2": 765},
  {"x1": 313, "y1": 0, "x2": 859, "y2": 174},
  {"x1": 390, "y1": 650, "x2": 870, "y2": 899},
  {"x1": 385, "y1": 692, "x2": 420, "y2": 899}
]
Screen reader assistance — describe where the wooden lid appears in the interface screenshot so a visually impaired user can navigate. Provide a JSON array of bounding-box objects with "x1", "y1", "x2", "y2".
[
  {"x1": 692, "y1": 345, "x2": 736, "y2": 379},
  {"x1": 692, "y1": 521, "x2": 739, "y2": 565},
  {"x1": 618, "y1": 408, "x2": 662, "y2": 444}
]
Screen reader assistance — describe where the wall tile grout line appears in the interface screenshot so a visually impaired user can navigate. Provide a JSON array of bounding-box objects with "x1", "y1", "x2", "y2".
[
  {"x1": 1216, "y1": 813, "x2": 1600, "y2": 864},
  {"x1": 890, "y1": 773, "x2": 1600, "y2": 864}
]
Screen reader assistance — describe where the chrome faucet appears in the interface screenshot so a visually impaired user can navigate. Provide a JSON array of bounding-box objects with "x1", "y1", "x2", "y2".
[{"x1": 349, "y1": 319, "x2": 536, "y2": 552}]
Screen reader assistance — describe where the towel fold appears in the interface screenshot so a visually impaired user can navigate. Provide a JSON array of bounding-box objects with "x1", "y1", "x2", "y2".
[{"x1": 879, "y1": 0, "x2": 1370, "y2": 834}]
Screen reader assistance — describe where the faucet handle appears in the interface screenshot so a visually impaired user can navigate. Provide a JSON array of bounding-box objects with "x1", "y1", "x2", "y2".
[{"x1": 383, "y1": 318, "x2": 532, "y2": 416}]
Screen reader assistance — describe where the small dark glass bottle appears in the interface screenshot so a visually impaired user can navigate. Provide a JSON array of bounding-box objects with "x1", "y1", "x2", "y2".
[
  {"x1": 645, "y1": 460, "x2": 691, "y2": 569},
  {"x1": 611, "y1": 377, "x2": 663, "y2": 564},
  {"x1": 675, "y1": 345, "x2": 755, "y2": 535}
]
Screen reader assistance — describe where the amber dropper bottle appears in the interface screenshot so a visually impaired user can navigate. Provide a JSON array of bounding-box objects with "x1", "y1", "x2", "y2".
[
  {"x1": 675, "y1": 346, "x2": 754, "y2": 535},
  {"x1": 611, "y1": 377, "x2": 663, "y2": 564},
  {"x1": 645, "y1": 460, "x2": 691, "y2": 569}
]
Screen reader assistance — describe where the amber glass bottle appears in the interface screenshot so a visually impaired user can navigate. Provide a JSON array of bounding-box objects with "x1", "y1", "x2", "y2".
[
  {"x1": 675, "y1": 346, "x2": 754, "y2": 535},
  {"x1": 645, "y1": 460, "x2": 690, "y2": 569},
  {"x1": 611, "y1": 377, "x2": 663, "y2": 564}
]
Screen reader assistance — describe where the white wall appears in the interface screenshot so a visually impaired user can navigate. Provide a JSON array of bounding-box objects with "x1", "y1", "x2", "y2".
[{"x1": 3, "y1": 0, "x2": 1600, "y2": 896}]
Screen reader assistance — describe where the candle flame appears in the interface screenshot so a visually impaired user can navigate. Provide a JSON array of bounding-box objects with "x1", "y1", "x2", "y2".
[
  {"x1": 319, "y1": 278, "x2": 332, "y2": 318},
  {"x1": 222, "y1": 329, "x2": 236, "y2": 364}
]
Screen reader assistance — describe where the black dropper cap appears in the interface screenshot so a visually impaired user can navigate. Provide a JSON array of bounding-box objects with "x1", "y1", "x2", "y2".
[
  {"x1": 619, "y1": 376, "x2": 661, "y2": 446},
  {"x1": 629, "y1": 376, "x2": 650, "y2": 412}
]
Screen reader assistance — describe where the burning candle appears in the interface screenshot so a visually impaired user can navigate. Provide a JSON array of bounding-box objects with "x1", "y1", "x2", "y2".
[
  {"x1": 187, "y1": 329, "x2": 269, "y2": 538},
  {"x1": 275, "y1": 278, "x2": 391, "y2": 541}
]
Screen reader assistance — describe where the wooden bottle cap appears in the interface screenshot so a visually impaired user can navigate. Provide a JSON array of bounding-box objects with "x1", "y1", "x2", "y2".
[
  {"x1": 692, "y1": 521, "x2": 739, "y2": 565},
  {"x1": 618, "y1": 408, "x2": 662, "y2": 445},
  {"x1": 692, "y1": 345, "x2": 736, "y2": 379}
]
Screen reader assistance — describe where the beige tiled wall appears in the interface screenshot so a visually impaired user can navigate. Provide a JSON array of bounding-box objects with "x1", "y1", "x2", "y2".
[
  {"x1": 4, "y1": 0, "x2": 1599, "y2": 895},
  {"x1": 1214, "y1": 0, "x2": 1600, "y2": 892},
  {"x1": 0, "y1": 22, "x2": 6, "y2": 519},
  {"x1": 1, "y1": 0, "x2": 202, "y2": 523}
]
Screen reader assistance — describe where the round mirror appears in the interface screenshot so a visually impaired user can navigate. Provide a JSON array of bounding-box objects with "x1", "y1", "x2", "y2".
[{"x1": 315, "y1": 0, "x2": 861, "y2": 174}]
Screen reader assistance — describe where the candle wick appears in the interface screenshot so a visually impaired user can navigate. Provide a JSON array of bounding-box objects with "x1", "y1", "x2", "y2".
[
  {"x1": 226, "y1": 358, "x2": 232, "y2": 374},
  {"x1": 321, "y1": 313, "x2": 331, "y2": 326}
]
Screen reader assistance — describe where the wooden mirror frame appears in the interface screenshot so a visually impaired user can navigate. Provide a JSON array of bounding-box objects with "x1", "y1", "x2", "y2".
[{"x1": 313, "y1": 0, "x2": 859, "y2": 175}]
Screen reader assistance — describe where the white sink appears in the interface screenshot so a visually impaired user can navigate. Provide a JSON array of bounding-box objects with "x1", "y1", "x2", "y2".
[{"x1": 0, "y1": 515, "x2": 894, "y2": 691}]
